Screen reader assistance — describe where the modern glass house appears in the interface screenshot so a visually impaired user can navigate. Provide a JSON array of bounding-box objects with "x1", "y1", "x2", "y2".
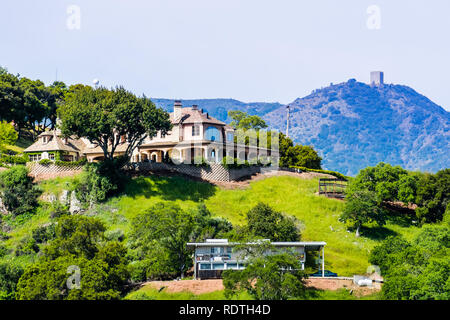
[{"x1": 187, "y1": 239, "x2": 327, "y2": 280}]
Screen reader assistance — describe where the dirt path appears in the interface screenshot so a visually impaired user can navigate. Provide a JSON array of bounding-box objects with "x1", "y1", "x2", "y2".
[{"x1": 142, "y1": 278, "x2": 380, "y2": 296}]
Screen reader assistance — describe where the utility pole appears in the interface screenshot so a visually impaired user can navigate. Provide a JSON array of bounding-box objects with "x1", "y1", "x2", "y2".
[{"x1": 286, "y1": 105, "x2": 290, "y2": 138}]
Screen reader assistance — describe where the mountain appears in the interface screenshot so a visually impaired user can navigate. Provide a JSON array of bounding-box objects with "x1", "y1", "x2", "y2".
[
  {"x1": 151, "y1": 98, "x2": 283, "y2": 123},
  {"x1": 151, "y1": 79, "x2": 450, "y2": 176},
  {"x1": 264, "y1": 79, "x2": 450, "y2": 176}
]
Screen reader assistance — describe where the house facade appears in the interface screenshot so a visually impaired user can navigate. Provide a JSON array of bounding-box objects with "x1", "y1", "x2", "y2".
[
  {"x1": 187, "y1": 239, "x2": 327, "y2": 280},
  {"x1": 24, "y1": 101, "x2": 275, "y2": 165}
]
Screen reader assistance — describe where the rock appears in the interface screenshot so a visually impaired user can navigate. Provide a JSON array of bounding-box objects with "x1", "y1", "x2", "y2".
[
  {"x1": 59, "y1": 190, "x2": 70, "y2": 206},
  {"x1": 0, "y1": 196, "x2": 8, "y2": 215},
  {"x1": 69, "y1": 191, "x2": 82, "y2": 214}
]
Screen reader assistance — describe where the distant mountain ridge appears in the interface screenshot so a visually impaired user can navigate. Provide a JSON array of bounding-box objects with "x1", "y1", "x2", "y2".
[
  {"x1": 151, "y1": 98, "x2": 283, "y2": 123},
  {"x1": 152, "y1": 79, "x2": 450, "y2": 176}
]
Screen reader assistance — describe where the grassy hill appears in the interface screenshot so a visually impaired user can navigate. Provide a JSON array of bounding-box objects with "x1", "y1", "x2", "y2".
[{"x1": 2, "y1": 173, "x2": 424, "y2": 280}]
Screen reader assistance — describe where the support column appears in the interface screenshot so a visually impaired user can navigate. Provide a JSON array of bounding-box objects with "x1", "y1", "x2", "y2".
[
  {"x1": 194, "y1": 246, "x2": 197, "y2": 280},
  {"x1": 322, "y1": 246, "x2": 325, "y2": 277}
]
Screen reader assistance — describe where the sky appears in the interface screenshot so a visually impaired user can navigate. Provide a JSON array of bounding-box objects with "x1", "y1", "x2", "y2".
[{"x1": 1, "y1": 0, "x2": 449, "y2": 110}]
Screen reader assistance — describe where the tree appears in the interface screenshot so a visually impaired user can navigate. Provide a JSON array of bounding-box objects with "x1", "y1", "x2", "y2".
[
  {"x1": 0, "y1": 166, "x2": 41, "y2": 216},
  {"x1": 278, "y1": 133, "x2": 322, "y2": 169},
  {"x1": 0, "y1": 69, "x2": 61, "y2": 138},
  {"x1": 129, "y1": 202, "x2": 197, "y2": 278},
  {"x1": 16, "y1": 215, "x2": 129, "y2": 300},
  {"x1": 415, "y1": 169, "x2": 450, "y2": 223},
  {"x1": 340, "y1": 190, "x2": 387, "y2": 237},
  {"x1": 228, "y1": 110, "x2": 268, "y2": 130},
  {"x1": 245, "y1": 203, "x2": 301, "y2": 242},
  {"x1": 0, "y1": 121, "x2": 18, "y2": 150},
  {"x1": 59, "y1": 85, "x2": 172, "y2": 162},
  {"x1": 369, "y1": 225, "x2": 450, "y2": 300},
  {"x1": 43, "y1": 215, "x2": 106, "y2": 260},
  {"x1": 346, "y1": 162, "x2": 411, "y2": 203},
  {"x1": 223, "y1": 251, "x2": 307, "y2": 300}
]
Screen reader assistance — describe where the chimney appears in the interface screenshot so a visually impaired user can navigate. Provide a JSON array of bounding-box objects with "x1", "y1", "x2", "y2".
[
  {"x1": 174, "y1": 100, "x2": 182, "y2": 120},
  {"x1": 192, "y1": 105, "x2": 198, "y2": 111}
]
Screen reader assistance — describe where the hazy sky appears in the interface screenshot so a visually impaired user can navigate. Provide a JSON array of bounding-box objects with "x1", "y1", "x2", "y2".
[{"x1": 1, "y1": 0, "x2": 449, "y2": 110}]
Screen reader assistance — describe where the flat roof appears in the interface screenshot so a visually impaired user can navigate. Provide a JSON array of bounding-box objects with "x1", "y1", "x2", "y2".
[{"x1": 187, "y1": 241, "x2": 326, "y2": 247}]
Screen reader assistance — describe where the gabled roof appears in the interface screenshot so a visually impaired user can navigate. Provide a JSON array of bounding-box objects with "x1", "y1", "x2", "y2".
[{"x1": 24, "y1": 131, "x2": 86, "y2": 154}]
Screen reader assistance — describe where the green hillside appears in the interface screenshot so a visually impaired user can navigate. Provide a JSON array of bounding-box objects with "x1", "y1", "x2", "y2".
[{"x1": 2, "y1": 173, "x2": 424, "y2": 278}]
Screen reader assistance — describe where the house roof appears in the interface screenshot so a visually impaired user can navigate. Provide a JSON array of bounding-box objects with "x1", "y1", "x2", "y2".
[
  {"x1": 24, "y1": 131, "x2": 86, "y2": 154},
  {"x1": 170, "y1": 107, "x2": 229, "y2": 127}
]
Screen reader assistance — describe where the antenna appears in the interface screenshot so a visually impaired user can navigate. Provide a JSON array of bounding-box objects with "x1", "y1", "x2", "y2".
[{"x1": 286, "y1": 105, "x2": 291, "y2": 138}]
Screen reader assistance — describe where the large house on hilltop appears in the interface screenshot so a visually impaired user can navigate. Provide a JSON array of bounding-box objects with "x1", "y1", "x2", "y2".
[{"x1": 24, "y1": 101, "x2": 274, "y2": 164}]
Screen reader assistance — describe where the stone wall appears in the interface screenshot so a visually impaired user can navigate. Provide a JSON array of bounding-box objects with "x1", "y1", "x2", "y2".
[
  {"x1": 27, "y1": 163, "x2": 84, "y2": 181},
  {"x1": 128, "y1": 162, "x2": 263, "y2": 182}
]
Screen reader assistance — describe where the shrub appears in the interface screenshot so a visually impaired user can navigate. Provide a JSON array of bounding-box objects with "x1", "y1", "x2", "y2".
[
  {"x1": 75, "y1": 158, "x2": 129, "y2": 205},
  {"x1": 54, "y1": 158, "x2": 87, "y2": 167},
  {"x1": 38, "y1": 159, "x2": 52, "y2": 165},
  {"x1": 0, "y1": 166, "x2": 41, "y2": 216},
  {"x1": 0, "y1": 263, "x2": 24, "y2": 300},
  {"x1": 192, "y1": 156, "x2": 209, "y2": 167}
]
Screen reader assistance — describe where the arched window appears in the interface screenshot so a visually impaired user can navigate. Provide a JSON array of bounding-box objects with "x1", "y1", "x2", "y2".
[{"x1": 205, "y1": 126, "x2": 222, "y2": 142}]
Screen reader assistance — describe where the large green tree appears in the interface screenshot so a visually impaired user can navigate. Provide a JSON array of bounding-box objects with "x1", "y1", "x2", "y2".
[
  {"x1": 59, "y1": 85, "x2": 172, "y2": 161},
  {"x1": 228, "y1": 110, "x2": 268, "y2": 130},
  {"x1": 278, "y1": 133, "x2": 322, "y2": 169},
  {"x1": 340, "y1": 190, "x2": 387, "y2": 237},
  {"x1": 129, "y1": 202, "x2": 196, "y2": 278},
  {"x1": 16, "y1": 215, "x2": 129, "y2": 300},
  {"x1": 369, "y1": 225, "x2": 450, "y2": 300},
  {"x1": 245, "y1": 203, "x2": 301, "y2": 242},
  {"x1": 223, "y1": 251, "x2": 307, "y2": 300}
]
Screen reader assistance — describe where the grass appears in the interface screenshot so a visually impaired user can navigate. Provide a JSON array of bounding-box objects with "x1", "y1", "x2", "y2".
[
  {"x1": 1, "y1": 171, "x2": 425, "y2": 297},
  {"x1": 3, "y1": 136, "x2": 33, "y2": 153}
]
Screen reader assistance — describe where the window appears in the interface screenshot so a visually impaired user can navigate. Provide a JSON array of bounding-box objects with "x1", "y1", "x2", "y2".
[
  {"x1": 200, "y1": 264, "x2": 211, "y2": 270},
  {"x1": 211, "y1": 247, "x2": 223, "y2": 254},
  {"x1": 212, "y1": 263, "x2": 224, "y2": 270},
  {"x1": 227, "y1": 132, "x2": 234, "y2": 142},
  {"x1": 227, "y1": 247, "x2": 232, "y2": 254},
  {"x1": 49, "y1": 153, "x2": 55, "y2": 161},
  {"x1": 192, "y1": 125, "x2": 200, "y2": 136},
  {"x1": 226, "y1": 263, "x2": 238, "y2": 270},
  {"x1": 205, "y1": 126, "x2": 222, "y2": 142},
  {"x1": 30, "y1": 154, "x2": 41, "y2": 162}
]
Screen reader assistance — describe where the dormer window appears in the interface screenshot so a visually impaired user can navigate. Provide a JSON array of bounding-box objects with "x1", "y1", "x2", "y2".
[{"x1": 42, "y1": 136, "x2": 52, "y2": 144}]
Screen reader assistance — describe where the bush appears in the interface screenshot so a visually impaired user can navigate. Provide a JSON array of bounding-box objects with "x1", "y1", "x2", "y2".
[
  {"x1": 75, "y1": 158, "x2": 129, "y2": 205},
  {"x1": 0, "y1": 166, "x2": 41, "y2": 216},
  {"x1": 0, "y1": 153, "x2": 28, "y2": 165},
  {"x1": 0, "y1": 263, "x2": 24, "y2": 300},
  {"x1": 192, "y1": 156, "x2": 209, "y2": 167},
  {"x1": 54, "y1": 158, "x2": 87, "y2": 167},
  {"x1": 38, "y1": 159, "x2": 52, "y2": 165}
]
